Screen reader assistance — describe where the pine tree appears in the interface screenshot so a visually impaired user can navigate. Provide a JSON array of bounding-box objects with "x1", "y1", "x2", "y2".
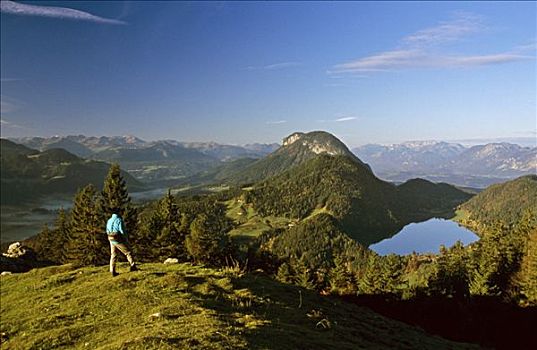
[
  {"x1": 328, "y1": 255, "x2": 355, "y2": 295},
  {"x1": 34, "y1": 224, "x2": 55, "y2": 262},
  {"x1": 518, "y1": 230, "x2": 537, "y2": 305},
  {"x1": 185, "y1": 213, "x2": 228, "y2": 265},
  {"x1": 276, "y1": 262, "x2": 296, "y2": 284},
  {"x1": 358, "y1": 254, "x2": 383, "y2": 295},
  {"x1": 100, "y1": 163, "x2": 139, "y2": 250},
  {"x1": 66, "y1": 185, "x2": 108, "y2": 266},
  {"x1": 51, "y1": 207, "x2": 71, "y2": 264},
  {"x1": 429, "y1": 242, "x2": 469, "y2": 299},
  {"x1": 155, "y1": 190, "x2": 183, "y2": 259}
]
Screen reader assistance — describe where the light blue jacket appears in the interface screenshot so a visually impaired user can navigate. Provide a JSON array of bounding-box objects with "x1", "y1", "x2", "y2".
[{"x1": 106, "y1": 214, "x2": 126, "y2": 245}]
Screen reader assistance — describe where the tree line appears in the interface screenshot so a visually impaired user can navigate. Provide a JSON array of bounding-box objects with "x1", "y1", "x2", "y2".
[{"x1": 31, "y1": 164, "x2": 537, "y2": 306}]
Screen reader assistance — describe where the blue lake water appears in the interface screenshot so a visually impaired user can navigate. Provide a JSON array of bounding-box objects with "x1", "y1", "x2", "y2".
[{"x1": 369, "y1": 218, "x2": 479, "y2": 256}]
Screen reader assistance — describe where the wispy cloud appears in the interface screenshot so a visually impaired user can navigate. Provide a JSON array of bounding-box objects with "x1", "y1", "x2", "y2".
[
  {"x1": 0, "y1": 1, "x2": 126, "y2": 25},
  {"x1": 266, "y1": 120, "x2": 287, "y2": 125},
  {"x1": 330, "y1": 12, "x2": 533, "y2": 74},
  {"x1": 0, "y1": 118, "x2": 24, "y2": 129},
  {"x1": 335, "y1": 116, "x2": 357, "y2": 122},
  {"x1": 402, "y1": 12, "x2": 485, "y2": 47},
  {"x1": 318, "y1": 116, "x2": 358, "y2": 123},
  {"x1": 247, "y1": 62, "x2": 301, "y2": 71},
  {"x1": 332, "y1": 50, "x2": 529, "y2": 72}
]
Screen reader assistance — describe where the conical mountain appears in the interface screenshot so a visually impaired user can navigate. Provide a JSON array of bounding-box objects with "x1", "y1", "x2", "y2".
[
  {"x1": 236, "y1": 132, "x2": 472, "y2": 245},
  {"x1": 226, "y1": 131, "x2": 371, "y2": 184}
]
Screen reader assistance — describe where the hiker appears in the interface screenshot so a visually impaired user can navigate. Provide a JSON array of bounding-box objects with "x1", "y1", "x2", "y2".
[{"x1": 106, "y1": 213, "x2": 137, "y2": 276}]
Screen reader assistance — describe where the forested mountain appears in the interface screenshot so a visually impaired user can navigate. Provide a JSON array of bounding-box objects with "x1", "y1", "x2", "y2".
[
  {"x1": 0, "y1": 139, "x2": 142, "y2": 204},
  {"x1": 12, "y1": 135, "x2": 279, "y2": 182},
  {"x1": 214, "y1": 131, "x2": 372, "y2": 185},
  {"x1": 89, "y1": 141, "x2": 220, "y2": 182},
  {"x1": 244, "y1": 152, "x2": 471, "y2": 246},
  {"x1": 353, "y1": 141, "x2": 536, "y2": 188},
  {"x1": 457, "y1": 175, "x2": 537, "y2": 235}
]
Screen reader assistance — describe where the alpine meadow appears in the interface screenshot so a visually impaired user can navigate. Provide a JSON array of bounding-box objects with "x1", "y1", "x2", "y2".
[{"x1": 1, "y1": 1, "x2": 536, "y2": 349}]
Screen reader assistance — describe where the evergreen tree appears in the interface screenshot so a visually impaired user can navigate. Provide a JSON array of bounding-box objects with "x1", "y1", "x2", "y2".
[
  {"x1": 154, "y1": 190, "x2": 183, "y2": 259},
  {"x1": 380, "y1": 254, "x2": 404, "y2": 295},
  {"x1": 100, "y1": 163, "x2": 139, "y2": 249},
  {"x1": 328, "y1": 255, "x2": 355, "y2": 295},
  {"x1": 50, "y1": 207, "x2": 71, "y2": 264},
  {"x1": 517, "y1": 230, "x2": 537, "y2": 305},
  {"x1": 185, "y1": 213, "x2": 229, "y2": 265},
  {"x1": 34, "y1": 224, "x2": 55, "y2": 263},
  {"x1": 66, "y1": 185, "x2": 108, "y2": 266},
  {"x1": 358, "y1": 254, "x2": 384, "y2": 295},
  {"x1": 429, "y1": 242, "x2": 469, "y2": 299},
  {"x1": 276, "y1": 262, "x2": 296, "y2": 284}
]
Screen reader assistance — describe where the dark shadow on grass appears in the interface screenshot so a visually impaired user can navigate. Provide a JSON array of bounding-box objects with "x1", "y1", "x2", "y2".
[{"x1": 343, "y1": 294, "x2": 537, "y2": 350}]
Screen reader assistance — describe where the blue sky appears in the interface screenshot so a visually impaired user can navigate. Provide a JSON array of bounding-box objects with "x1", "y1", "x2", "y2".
[{"x1": 1, "y1": 1, "x2": 535, "y2": 146}]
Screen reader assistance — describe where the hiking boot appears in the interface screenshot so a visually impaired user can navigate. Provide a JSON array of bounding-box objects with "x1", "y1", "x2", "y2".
[
  {"x1": 111, "y1": 271, "x2": 119, "y2": 277},
  {"x1": 130, "y1": 265, "x2": 138, "y2": 272}
]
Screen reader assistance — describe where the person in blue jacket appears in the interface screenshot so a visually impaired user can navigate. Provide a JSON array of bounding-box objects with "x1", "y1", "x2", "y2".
[{"x1": 106, "y1": 213, "x2": 137, "y2": 276}]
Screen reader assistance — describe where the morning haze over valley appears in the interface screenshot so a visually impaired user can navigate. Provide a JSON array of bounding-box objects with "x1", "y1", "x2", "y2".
[{"x1": 1, "y1": 1, "x2": 536, "y2": 349}]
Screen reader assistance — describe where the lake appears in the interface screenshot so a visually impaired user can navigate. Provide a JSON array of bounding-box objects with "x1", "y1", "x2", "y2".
[{"x1": 369, "y1": 218, "x2": 479, "y2": 256}]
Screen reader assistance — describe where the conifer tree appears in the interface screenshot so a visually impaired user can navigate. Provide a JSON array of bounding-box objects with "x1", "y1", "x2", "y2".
[
  {"x1": 66, "y1": 185, "x2": 108, "y2": 266},
  {"x1": 185, "y1": 213, "x2": 228, "y2": 265},
  {"x1": 34, "y1": 224, "x2": 54, "y2": 262},
  {"x1": 276, "y1": 262, "x2": 296, "y2": 284},
  {"x1": 100, "y1": 163, "x2": 138, "y2": 247},
  {"x1": 155, "y1": 190, "x2": 183, "y2": 259},
  {"x1": 358, "y1": 254, "x2": 383, "y2": 295},
  {"x1": 328, "y1": 255, "x2": 355, "y2": 295},
  {"x1": 51, "y1": 207, "x2": 71, "y2": 264},
  {"x1": 518, "y1": 230, "x2": 537, "y2": 305}
]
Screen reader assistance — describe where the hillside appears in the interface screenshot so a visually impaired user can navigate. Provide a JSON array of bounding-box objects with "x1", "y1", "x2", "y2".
[
  {"x1": 12, "y1": 135, "x2": 280, "y2": 183},
  {"x1": 219, "y1": 131, "x2": 371, "y2": 185},
  {"x1": 456, "y1": 175, "x2": 537, "y2": 235},
  {"x1": 241, "y1": 154, "x2": 471, "y2": 246},
  {"x1": 0, "y1": 263, "x2": 478, "y2": 349},
  {"x1": 90, "y1": 141, "x2": 220, "y2": 182},
  {"x1": 0, "y1": 139, "x2": 143, "y2": 205}
]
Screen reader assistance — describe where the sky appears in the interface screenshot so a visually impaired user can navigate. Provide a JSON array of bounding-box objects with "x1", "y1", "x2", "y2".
[{"x1": 1, "y1": 1, "x2": 536, "y2": 147}]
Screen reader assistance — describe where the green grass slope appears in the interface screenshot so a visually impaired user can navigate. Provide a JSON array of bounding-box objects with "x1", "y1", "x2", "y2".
[{"x1": 0, "y1": 263, "x2": 478, "y2": 349}]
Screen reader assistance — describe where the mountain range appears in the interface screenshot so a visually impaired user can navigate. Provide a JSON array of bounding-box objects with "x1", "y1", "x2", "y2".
[
  {"x1": 0, "y1": 139, "x2": 142, "y2": 205},
  {"x1": 10, "y1": 135, "x2": 279, "y2": 183},
  {"x1": 353, "y1": 141, "x2": 536, "y2": 188}
]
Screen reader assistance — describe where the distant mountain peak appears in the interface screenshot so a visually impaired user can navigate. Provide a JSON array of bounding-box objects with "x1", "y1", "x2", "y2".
[{"x1": 281, "y1": 131, "x2": 353, "y2": 157}]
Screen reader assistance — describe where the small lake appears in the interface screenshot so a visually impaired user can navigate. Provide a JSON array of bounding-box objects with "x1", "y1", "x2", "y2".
[{"x1": 369, "y1": 218, "x2": 479, "y2": 256}]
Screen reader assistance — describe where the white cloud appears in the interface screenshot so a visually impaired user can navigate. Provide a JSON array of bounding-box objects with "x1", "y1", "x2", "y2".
[
  {"x1": 247, "y1": 62, "x2": 301, "y2": 71},
  {"x1": 335, "y1": 116, "x2": 357, "y2": 122},
  {"x1": 331, "y1": 12, "x2": 533, "y2": 74},
  {"x1": 318, "y1": 116, "x2": 358, "y2": 123},
  {"x1": 332, "y1": 50, "x2": 529, "y2": 73},
  {"x1": 0, "y1": 118, "x2": 23, "y2": 129},
  {"x1": 0, "y1": 1, "x2": 126, "y2": 25},
  {"x1": 266, "y1": 120, "x2": 287, "y2": 125},
  {"x1": 402, "y1": 12, "x2": 485, "y2": 47}
]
